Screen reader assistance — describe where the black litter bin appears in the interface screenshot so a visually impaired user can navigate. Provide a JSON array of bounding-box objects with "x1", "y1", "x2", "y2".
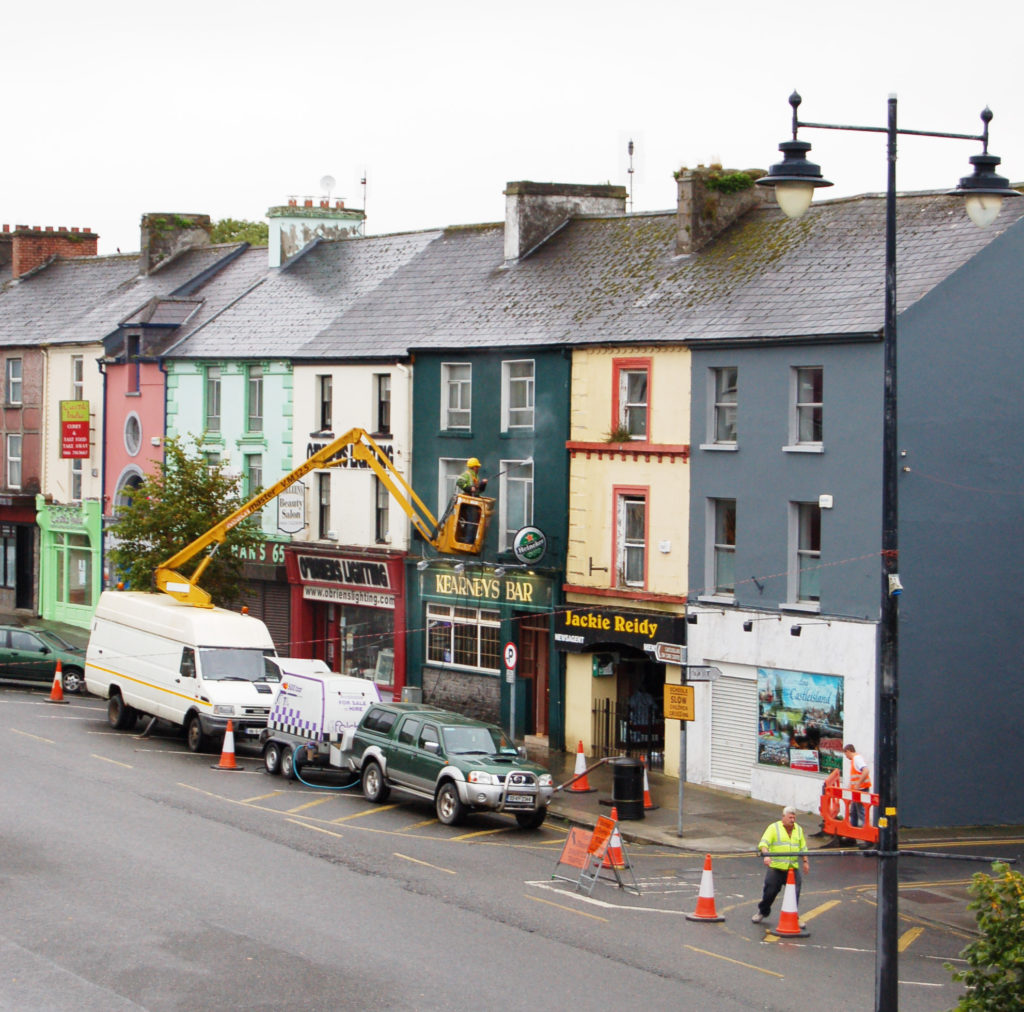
[{"x1": 610, "y1": 757, "x2": 645, "y2": 820}]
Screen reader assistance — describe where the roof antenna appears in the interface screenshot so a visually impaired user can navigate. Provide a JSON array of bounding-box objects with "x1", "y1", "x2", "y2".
[
  {"x1": 361, "y1": 170, "x2": 368, "y2": 218},
  {"x1": 320, "y1": 175, "x2": 336, "y2": 200},
  {"x1": 627, "y1": 139, "x2": 635, "y2": 213}
]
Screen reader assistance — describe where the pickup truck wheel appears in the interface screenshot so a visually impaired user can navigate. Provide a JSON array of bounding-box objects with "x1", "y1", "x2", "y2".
[
  {"x1": 107, "y1": 693, "x2": 136, "y2": 730},
  {"x1": 435, "y1": 781, "x2": 465, "y2": 826},
  {"x1": 515, "y1": 809, "x2": 547, "y2": 830},
  {"x1": 362, "y1": 759, "x2": 389, "y2": 803},
  {"x1": 263, "y1": 741, "x2": 283, "y2": 775},
  {"x1": 186, "y1": 714, "x2": 210, "y2": 754}
]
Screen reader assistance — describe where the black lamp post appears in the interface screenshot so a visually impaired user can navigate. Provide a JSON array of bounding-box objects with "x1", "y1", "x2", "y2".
[{"x1": 756, "y1": 92, "x2": 1018, "y2": 1012}]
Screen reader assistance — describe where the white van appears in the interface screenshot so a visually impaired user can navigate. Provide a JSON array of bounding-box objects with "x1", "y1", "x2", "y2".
[{"x1": 85, "y1": 590, "x2": 279, "y2": 752}]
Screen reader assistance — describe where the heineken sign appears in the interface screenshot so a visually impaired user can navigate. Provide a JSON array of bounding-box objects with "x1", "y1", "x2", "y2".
[{"x1": 512, "y1": 526, "x2": 547, "y2": 565}]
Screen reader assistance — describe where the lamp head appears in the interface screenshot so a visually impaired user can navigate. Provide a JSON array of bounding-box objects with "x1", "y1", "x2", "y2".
[
  {"x1": 757, "y1": 138, "x2": 834, "y2": 218},
  {"x1": 951, "y1": 151, "x2": 1020, "y2": 228}
]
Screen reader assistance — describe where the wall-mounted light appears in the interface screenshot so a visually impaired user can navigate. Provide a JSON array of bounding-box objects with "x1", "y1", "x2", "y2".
[
  {"x1": 454, "y1": 563, "x2": 465, "y2": 574},
  {"x1": 687, "y1": 613, "x2": 698, "y2": 625},
  {"x1": 742, "y1": 614, "x2": 782, "y2": 632},
  {"x1": 743, "y1": 620, "x2": 753, "y2": 632},
  {"x1": 416, "y1": 559, "x2": 430, "y2": 572},
  {"x1": 791, "y1": 624, "x2": 802, "y2": 637},
  {"x1": 494, "y1": 566, "x2": 506, "y2": 577}
]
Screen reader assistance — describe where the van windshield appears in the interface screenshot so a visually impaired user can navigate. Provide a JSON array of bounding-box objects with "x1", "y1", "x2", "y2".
[{"x1": 198, "y1": 647, "x2": 276, "y2": 682}]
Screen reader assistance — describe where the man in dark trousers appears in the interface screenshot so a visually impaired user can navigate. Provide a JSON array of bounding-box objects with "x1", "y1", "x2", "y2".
[{"x1": 752, "y1": 806, "x2": 810, "y2": 925}]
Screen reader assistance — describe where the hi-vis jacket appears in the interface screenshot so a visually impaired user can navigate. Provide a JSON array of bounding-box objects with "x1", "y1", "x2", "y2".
[{"x1": 758, "y1": 821, "x2": 807, "y2": 870}]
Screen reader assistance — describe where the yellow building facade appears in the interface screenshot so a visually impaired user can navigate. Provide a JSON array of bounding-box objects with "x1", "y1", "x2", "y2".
[{"x1": 557, "y1": 346, "x2": 691, "y2": 777}]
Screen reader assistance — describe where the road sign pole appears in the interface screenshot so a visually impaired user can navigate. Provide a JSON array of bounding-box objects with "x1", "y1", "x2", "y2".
[
  {"x1": 503, "y1": 642, "x2": 518, "y2": 740},
  {"x1": 678, "y1": 669, "x2": 686, "y2": 838}
]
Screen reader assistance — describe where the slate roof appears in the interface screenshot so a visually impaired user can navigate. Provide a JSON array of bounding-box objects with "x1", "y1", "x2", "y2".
[
  {"x1": 169, "y1": 230, "x2": 440, "y2": 359},
  {"x1": 0, "y1": 244, "x2": 259, "y2": 349},
  {"x1": 301, "y1": 191, "x2": 1024, "y2": 355}
]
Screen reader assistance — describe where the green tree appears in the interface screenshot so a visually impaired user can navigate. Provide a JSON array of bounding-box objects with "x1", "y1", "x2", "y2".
[
  {"x1": 947, "y1": 861, "x2": 1024, "y2": 1009},
  {"x1": 107, "y1": 435, "x2": 262, "y2": 605},
  {"x1": 210, "y1": 218, "x2": 268, "y2": 245}
]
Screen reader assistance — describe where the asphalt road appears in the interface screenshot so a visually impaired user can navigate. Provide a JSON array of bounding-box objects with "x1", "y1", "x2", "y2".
[{"x1": 2, "y1": 685, "x2": 1006, "y2": 1011}]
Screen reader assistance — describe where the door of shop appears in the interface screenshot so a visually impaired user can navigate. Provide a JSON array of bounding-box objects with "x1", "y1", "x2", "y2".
[{"x1": 518, "y1": 617, "x2": 549, "y2": 736}]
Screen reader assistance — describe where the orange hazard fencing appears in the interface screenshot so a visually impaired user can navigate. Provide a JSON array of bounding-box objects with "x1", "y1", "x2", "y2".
[{"x1": 820, "y1": 768, "x2": 879, "y2": 844}]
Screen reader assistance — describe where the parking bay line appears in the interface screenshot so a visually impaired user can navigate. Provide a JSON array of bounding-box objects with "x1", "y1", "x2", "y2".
[
  {"x1": 330, "y1": 804, "x2": 402, "y2": 824},
  {"x1": 526, "y1": 894, "x2": 608, "y2": 923},
  {"x1": 92, "y1": 754, "x2": 132, "y2": 768},
  {"x1": 241, "y1": 790, "x2": 286, "y2": 803},
  {"x1": 287, "y1": 818, "x2": 343, "y2": 839},
  {"x1": 11, "y1": 728, "x2": 55, "y2": 744},
  {"x1": 684, "y1": 945, "x2": 783, "y2": 980},
  {"x1": 449, "y1": 827, "x2": 514, "y2": 842},
  {"x1": 898, "y1": 926, "x2": 925, "y2": 952},
  {"x1": 286, "y1": 796, "x2": 336, "y2": 814},
  {"x1": 394, "y1": 852, "x2": 457, "y2": 874}
]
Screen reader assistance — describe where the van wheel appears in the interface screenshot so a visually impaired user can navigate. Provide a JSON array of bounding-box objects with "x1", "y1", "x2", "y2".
[
  {"x1": 108, "y1": 693, "x2": 136, "y2": 730},
  {"x1": 436, "y1": 781, "x2": 465, "y2": 826},
  {"x1": 62, "y1": 666, "x2": 86, "y2": 695},
  {"x1": 362, "y1": 759, "x2": 389, "y2": 803},
  {"x1": 186, "y1": 714, "x2": 210, "y2": 753},
  {"x1": 264, "y1": 741, "x2": 283, "y2": 775},
  {"x1": 281, "y1": 745, "x2": 297, "y2": 781}
]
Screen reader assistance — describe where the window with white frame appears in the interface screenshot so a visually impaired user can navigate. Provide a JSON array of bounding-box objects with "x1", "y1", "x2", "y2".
[
  {"x1": 71, "y1": 458, "x2": 83, "y2": 501},
  {"x1": 792, "y1": 501, "x2": 822, "y2": 603},
  {"x1": 438, "y1": 458, "x2": 464, "y2": 513},
  {"x1": 6, "y1": 434, "x2": 22, "y2": 489},
  {"x1": 501, "y1": 360, "x2": 534, "y2": 430},
  {"x1": 616, "y1": 362, "x2": 649, "y2": 439},
  {"x1": 205, "y1": 366, "x2": 221, "y2": 432},
  {"x1": 124, "y1": 414, "x2": 142, "y2": 457},
  {"x1": 72, "y1": 356, "x2": 84, "y2": 400},
  {"x1": 500, "y1": 459, "x2": 533, "y2": 549},
  {"x1": 245, "y1": 454, "x2": 263, "y2": 523},
  {"x1": 792, "y1": 366, "x2": 823, "y2": 446},
  {"x1": 426, "y1": 602, "x2": 501, "y2": 671},
  {"x1": 247, "y1": 365, "x2": 263, "y2": 433},
  {"x1": 318, "y1": 374, "x2": 333, "y2": 432},
  {"x1": 709, "y1": 366, "x2": 737, "y2": 444},
  {"x1": 442, "y1": 363, "x2": 471, "y2": 430},
  {"x1": 375, "y1": 476, "x2": 390, "y2": 543},
  {"x1": 711, "y1": 498, "x2": 736, "y2": 596},
  {"x1": 6, "y1": 359, "x2": 22, "y2": 406},
  {"x1": 616, "y1": 492, "x2": 647, "y2": 587},
  {"x1": 317, "y1": 472, "x2": 331, "y2": 539},
  {"x1": 375, "y1": 374, "x2": 392, "y2": 434}
]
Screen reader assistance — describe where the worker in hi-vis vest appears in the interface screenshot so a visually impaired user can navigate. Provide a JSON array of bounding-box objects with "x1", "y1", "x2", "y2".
[
  {"x1": 843, "y1": 743, "x2": 872, "y2": 830},
  {"x1": 751, "y1": 806, "x2": 810, "y2": 924}
]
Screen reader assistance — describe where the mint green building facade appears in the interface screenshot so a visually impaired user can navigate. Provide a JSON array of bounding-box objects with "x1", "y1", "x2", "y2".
[{"x1": 35, "y1": 496, "x2": 103, "y2": 628}]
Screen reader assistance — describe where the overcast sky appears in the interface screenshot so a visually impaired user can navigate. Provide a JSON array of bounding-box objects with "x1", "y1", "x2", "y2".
[{"x1": 6, "y1": 0, "x2": 1024, "y2": 255}]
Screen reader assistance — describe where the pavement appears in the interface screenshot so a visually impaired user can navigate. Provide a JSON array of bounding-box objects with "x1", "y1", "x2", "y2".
[{"x1": 10, "y1": 613, "x2": 1016, "y2": 937}]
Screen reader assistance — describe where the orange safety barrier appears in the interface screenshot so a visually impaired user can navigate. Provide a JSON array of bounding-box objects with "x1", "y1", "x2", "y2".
[{"x1": 820, "y1": 768, "x2": 879, "y2": 844}]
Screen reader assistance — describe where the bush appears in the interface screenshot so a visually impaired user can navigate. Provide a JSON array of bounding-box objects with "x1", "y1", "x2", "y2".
[{"x1": 946, "y1": 861, "x2": 1024, "y2": 1010}]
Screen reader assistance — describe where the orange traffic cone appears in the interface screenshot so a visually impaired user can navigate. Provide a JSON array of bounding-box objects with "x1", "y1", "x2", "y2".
[
  {"x1": 602, "y1": 806, "x2": 629, "y2": 869},
  {"x1": 641, "y1": 758, "x2": 657, "y2": 810},
  {"x1": 686, "y1": 854, "x2": 725, "y2": 922},
  {"x1": 772, "y1": 869, "x2": 809, "y2": 936},
  {"x1": 211, "y1": 720, "x2": 243, "y2": 771},
  {"x1": 47, "y1": 661, "x2": 68, "y2": 705},
  {"x1": 566, "y1": 740, "x2": 596, "y2": 793}
]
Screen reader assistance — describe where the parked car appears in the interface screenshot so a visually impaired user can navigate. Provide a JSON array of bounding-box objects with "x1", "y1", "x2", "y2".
[
  {"x1": 0, "y1": 625, "x2": 87, "y2": 694},
  {"x1": 345, "y1": 702, "x2": 554, "y2": 828}
]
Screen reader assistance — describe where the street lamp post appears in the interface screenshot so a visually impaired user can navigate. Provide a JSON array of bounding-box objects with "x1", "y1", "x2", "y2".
[{"x1": 756, "y1": 92, "x2": 1018, "y2": 1012}]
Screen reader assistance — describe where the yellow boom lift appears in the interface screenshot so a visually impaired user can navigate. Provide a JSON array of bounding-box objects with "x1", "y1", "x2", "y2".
[{"x1": 154, "y1": 427, "x2": 494, "y2": 608}]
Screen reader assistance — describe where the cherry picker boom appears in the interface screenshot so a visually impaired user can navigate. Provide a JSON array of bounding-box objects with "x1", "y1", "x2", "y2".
[{"x1": 154, "y1": 427, "x2": 494, "y2": 608}]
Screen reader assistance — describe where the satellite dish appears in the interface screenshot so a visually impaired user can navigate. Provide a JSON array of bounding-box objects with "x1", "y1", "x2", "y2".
[{"x1": 320, "y1": 175, "x2": 336, "y2": 196}]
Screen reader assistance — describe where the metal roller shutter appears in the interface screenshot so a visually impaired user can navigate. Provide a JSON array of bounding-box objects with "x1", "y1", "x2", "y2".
[
  {"x1": 238, "y1": 580, "x2": 292, "y2": 654},
  {"x1": 709, "y1": 674, "x2": 758, "y2": 791}
]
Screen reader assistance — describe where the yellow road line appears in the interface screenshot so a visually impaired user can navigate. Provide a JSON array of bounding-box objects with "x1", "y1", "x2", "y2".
[
  {"x1": 241, "y1": 791, "x2": 286, "y2": 803},
  {"x1": 330, "y1": 804, "x2": 402, "y2": 823},
  {"x1": 898, "y1": 926, "x2": 925, "y2": 952},
  {"x1": 450, "y1": 827, "x2": 513, "y2": 842},
  {"x1": 394, "y1": 852, "x2": 457, "y2": 874},
  {"x1": 286, "y1": 797, "x2": 335, "y2": 814},
  {"x1": 11, "y1": 728, "x2": 55, "y2": 744},
  {"x1": 802, "y1": 899, "x2": 840, "y2": 923},
  {"x1": 684, "y1": 945, "x2": 784, "y2": 979},
  {"x1": 92, "y1": 754, "x2": 132, "y2": 768},
  {"x1": 526, "y1": 894, "x2": 608, "y2": 922},
  {"x1": 403, "y1": 818, "x2": 439, "y2": 830},
  {"x1": 286, "y1": 818, "x2": 343, "y2": 839}
]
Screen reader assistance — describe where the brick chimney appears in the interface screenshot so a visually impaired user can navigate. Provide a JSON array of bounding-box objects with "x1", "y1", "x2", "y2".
[
  {"x1": 140, "y1": 213, "x2": 212, "y2": 274},
  {"x1": 1, "y1": 223, "x2": 99, "y2": 280},
  {"x1": 266, "y1": 197, "x2": 365, "y2": 268},
  {"x1": 504, "y1": 182, "x2": 627, "y2": 262},
  {"x1": 675, "y1": 166, "x2": 770, "y2": 255}
]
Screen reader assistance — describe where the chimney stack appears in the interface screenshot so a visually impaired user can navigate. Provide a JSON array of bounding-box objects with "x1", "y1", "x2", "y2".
[
  {"x1": 675, "y1": 166, "x2": 768, "y2": 255},
  {"x1": 140, "y1": 213, "x2": 212, "y2": 274},
  {"x1": 266, "y1": 197, "x2": 365, "y2": 268},
  {"x1": 503, "y1": 182, "x2": 627, "y2": 262},
  {"x1": 1, "y1": 223, "x2": 99, "y2": 279}
]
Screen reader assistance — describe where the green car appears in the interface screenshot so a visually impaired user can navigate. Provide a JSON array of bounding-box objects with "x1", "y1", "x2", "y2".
[
  {"x1": 0, "y1": 625, "x2": 87, "y2": 694},
  {"x1": 346, "y1": 702, "x2": 554, "y2": 828}
]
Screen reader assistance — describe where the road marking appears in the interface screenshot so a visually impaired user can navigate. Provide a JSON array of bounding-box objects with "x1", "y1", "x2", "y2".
[
  {"x1": 897, "y1": 980, "x2": 944, "y2": 988},
  {"x1": 286, "y1": 818, "x2": 343, "y2": 839},
  {"x1": 241, "y1": 791, "x2": 286, "y2": 803},
  {"x1": 450, "y1": 827, "x2": 513, "y2": 842},
  {"x1": 684, "y1": 945, "x2": 783, "y2": 979},
  {"x1": 403, "y1": 818, "x2": 439, "y2": 830},
  {"x1": 92, "y1": 754, "x2": 132, "y2": 768},
  {"x1": 330, "y1": 804, "x2": 402, "y2": 823},
  {"x1": 525, "y1": 881, "x2": 688, "y2": 915},
  {"x1": 898, "y1": 926, "x2": 924, "y2": 952},
  {"x1": 11, "y1": 728, "x2": 55, "y2": 744},
  {"x1": 287, "y1": 797, "x2": 335, "y2": 814},
  {"x1": 527, "y1": 894, "x2": 608, "y2": 922},
  {"x1": 394, "y1": 852, "x2": 457, "y2": 874},
  {"x1": 802, "y1": 899, "x2": 840, "y2": 923}
]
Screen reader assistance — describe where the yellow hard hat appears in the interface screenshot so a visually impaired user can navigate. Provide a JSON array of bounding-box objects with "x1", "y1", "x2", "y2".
[{"x1": 467, "y1": 457, "x2": 481, "y2": 468}]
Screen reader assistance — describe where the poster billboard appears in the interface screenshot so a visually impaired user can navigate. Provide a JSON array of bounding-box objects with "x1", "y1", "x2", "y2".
[
  {"x1": 757, "y1": 666, "x2": 844, "y2": 774},
  {"x1": 60, "y1": 400, "x2": 90, "y2": 459}
]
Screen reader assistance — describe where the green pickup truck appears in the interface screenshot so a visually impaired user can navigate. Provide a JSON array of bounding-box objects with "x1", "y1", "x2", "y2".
[{"x1": 344, "y1": 702, "x2": 554, "y2": 828}]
